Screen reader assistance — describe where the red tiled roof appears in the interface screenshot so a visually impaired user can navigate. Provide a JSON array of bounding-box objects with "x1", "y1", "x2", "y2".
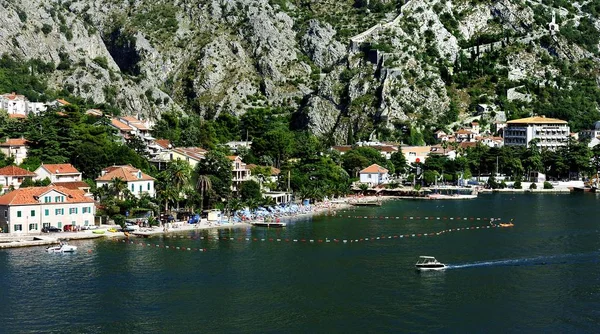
[
  {"x1": 0, "y1": 165, "x2": 36, "y2": 176},
  {"x1": 51, "y1": 181, "x2": 90, "y2": 189},
  {"x1": 0, "y1": 185, "x2": 94, "y2": 205},
  {"x1": 359, "y1": 164, "x2": 389, "y2": 174},
  {"x1": 331, "y1": 145, "x2": 352, "y2": 152},
  {"x1": 371, "y1": 145, "x2": 398, "y2": 152},
  {"x1": 96, "y1": 165, "x2": 155, "y2": 182},
  {"x1": 110, "y1": 118, "x2": 133, "y2": 131},
  {"x1": 40, "y1": 164, "x2": 80, "y2": 175},
  {"x1": 154, "y1": 139, "x2": 172, "y2": 149},
  {"x1": 120, "y1": 116, "x2": 149, "y2": 131},
  {"x1": 460, "y1": 142, "x2": 478, "y2": 149},
  {"x1": 0, "y1": 138, "x2": 28, "y2": 146}
]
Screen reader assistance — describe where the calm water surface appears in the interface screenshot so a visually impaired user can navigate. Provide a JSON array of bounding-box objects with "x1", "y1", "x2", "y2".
[{"x1": 1, "y1": 194, "x2": 599, "y2": 333}]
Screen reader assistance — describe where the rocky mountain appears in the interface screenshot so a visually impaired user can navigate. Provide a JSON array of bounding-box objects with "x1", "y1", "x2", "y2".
[{"x1": 2, "y1": 0, "x2": 600, "y2": 144}]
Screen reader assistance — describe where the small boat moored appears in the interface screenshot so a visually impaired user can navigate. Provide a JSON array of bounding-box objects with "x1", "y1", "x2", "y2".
[
  {"x1": 46, "y1": 240, "x2": 77, "y2": 253},
  {"x1": 415, "y1": 256, "x2": 446, "y2": 271}
]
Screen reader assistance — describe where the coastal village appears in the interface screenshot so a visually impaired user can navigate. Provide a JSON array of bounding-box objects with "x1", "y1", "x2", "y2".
[{"x1": 1, "y1": 91, "x2": 599, "y2": 242}]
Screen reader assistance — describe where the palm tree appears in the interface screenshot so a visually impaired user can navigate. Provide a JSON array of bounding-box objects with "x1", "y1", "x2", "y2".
[
  {"x1": 166, "y1": 160, "x2": 192, "y2": 210},
  {"x1": 109, "y1": 177, "x2": 127, "y2": 200},
  {"x1": 196, "y1": 174, "x2": 212, "y2": 212}
]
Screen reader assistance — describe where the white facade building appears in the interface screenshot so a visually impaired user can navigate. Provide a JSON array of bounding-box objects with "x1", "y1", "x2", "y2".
[
  {"x1": 96, "y1": 165, "x2": 156, "y2": 198},
  {"x1": 34, "y1": 164, "x2": 83, "y2": 183},
  {"x1": 0, "y1": 166, "x2": 36, "y2": 194},
  {"x1": 0, "y1": 185, "x2": 95, "y2": 234},
  {"x1": 504, "y1": 116, "x2": 570, "y2": 150},
  {"x1": 359, "y1": 164, "x2": 389, "y2": 185},
  {"x1": 0, "y1": 138, "x2": 29, "y2": 165},
  {"x1": 0, "y1": 92, "x2": 28, "y2": 118}
]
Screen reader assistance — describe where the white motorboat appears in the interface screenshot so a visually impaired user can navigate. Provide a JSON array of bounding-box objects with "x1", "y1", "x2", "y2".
[
  {"x1": 415, "y1": 256, "x2": 446, "y2": 271},
  {"x1": 46, "y1": 241, "x2": 77, "y2": 253}
]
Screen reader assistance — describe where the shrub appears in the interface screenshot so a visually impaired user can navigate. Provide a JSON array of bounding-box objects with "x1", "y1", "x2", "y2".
[
  {"x1": 543, "y1": 181, "x2": 553, "y2": 189},
  {"x1": 514, "y1": 180, "x2": 522, "y2": 189},
  {"x1": 529, "y1": 183, "x2": 537, "y2": 189},
  {"x1": 41, "y1": 24, "x2": 52, "y2": 35}
]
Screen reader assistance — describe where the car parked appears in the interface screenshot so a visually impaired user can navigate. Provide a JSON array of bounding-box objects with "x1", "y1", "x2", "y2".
[{"x1": 42, "y1": 226, "x2": 62, "y2": 233}]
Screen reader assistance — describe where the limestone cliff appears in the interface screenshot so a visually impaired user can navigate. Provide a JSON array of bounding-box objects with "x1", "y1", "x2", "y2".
[{"x1": 1, "y1": 0, "x2": 600, "y2": 142}]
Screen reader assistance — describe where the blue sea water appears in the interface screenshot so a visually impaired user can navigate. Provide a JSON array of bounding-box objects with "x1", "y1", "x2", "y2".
[{"x1": 0, "y1": 193, "x2": 599, "y2": 333}]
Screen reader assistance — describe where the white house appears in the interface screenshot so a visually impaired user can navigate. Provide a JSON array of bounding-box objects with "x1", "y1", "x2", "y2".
[
  {"x1": 96, "y1": 165, "x2": 156, "y2": 198},
  {"x1": 0, "y1": 185, "x2": 96, "y2": 234},
  {"x1": 359, "y1": 164, "x2": 389, "y2": 185},
  {"x1": 0, "y1": 138, "x2": 29, "y2": 165},
  {"x1": 0, "y1": 165, "x2": 36, "y2": 194},
  {"x1": 0, "y1": 92, "x2": 28, "y2": 118},
  {"x1": 34, "y1": 164, "x2": 82, "y2": 183}
]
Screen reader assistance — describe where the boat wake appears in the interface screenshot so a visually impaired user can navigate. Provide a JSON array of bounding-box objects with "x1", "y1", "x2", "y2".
[{"x1": 446, "y1": 251, "x2": 600, "y2": 270}]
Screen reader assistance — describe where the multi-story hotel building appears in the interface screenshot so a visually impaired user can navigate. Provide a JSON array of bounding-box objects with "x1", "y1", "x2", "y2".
[{"x1": 504, "y1": 116, "x2": 570, "y2": 150}]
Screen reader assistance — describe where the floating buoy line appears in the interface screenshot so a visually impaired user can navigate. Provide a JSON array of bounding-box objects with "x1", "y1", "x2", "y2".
[{"x1": 112, "y1": 217, "x2": 514, "y2": 253}]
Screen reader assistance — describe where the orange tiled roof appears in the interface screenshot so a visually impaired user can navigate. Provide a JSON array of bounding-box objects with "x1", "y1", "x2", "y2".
[
  {"x1": 0, "y1": 185, "x2": 94, "y2": 205},
  {"x1": 359, "y1": 164, "x2": 389, "y2": 174},
  {"x1": 51, "y1": 181, "x2": 90, "y2": 189},
  {"x1": 120, "y1": 116, "x2": 149, "y2": 131},
  {"x1": 8, "y1": 114, "x2": 26, "y2": 119},
  {"x1": 110, "y1": 118, "x2": 133, "y2": 131},
  {"x1": 56, "y1": 99, "x2": 70, "y2": 105},
  {"x1": 227, "y1": 155, "x2": 240, "y2": 161},
  {"x1": 40, "y1": 164, "x2": 81, "y2": 175},
  {"x1": 0, "y1": 138, "x2": 28, "y2": 146},
  {"x1": 96, "y1": 165, "x2": 155, "y2": 182},
  {"x1": 460, "y1": 142, "x2": 478, "y2": 149},
  {"x1": 0, "y1": 165, "x2": 36, "y2": 176},
  {"x1": 154, "y1": 139, "x2": 172, "y2": 149}
]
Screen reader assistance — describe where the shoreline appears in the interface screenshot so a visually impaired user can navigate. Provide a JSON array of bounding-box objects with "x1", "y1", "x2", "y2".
[{"x1": 0, "y1": 198, "x2": 357, "y2": 248}]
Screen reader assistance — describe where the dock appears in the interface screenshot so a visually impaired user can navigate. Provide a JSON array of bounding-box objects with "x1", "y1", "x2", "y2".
[
  {"x1": 350, "y1": 202, "x2": 382, "y2": 206},
  {"x1": 250, "y1": 221, "x2": 287, "y2": 228}
]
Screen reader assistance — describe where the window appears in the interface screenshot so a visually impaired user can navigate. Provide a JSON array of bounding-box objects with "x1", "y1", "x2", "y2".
[
  {"x1": 14, "y1": 224, "x2": 22, "y2": 232},
  {"x1": 55, "y1": 196, "x2": 60, "y2": 202},
  {"x1": 69, "y1": 208, "x2": 78, "y2": 214},
  {"x1": 31, "y1": 210, "x2": 35, "y2": 217},
  {"x1": 17, "y1": 211, "x2": 21, "y2": 218},
  {"x1": 43, "y1": 223, "x2": 50, "y2": 228},
  {"x1": 131, "y1": 184, "x2": 134, "y2": 192},
  {"x1": 57, "y1": 222, "x2": 62, "y2": 229},
  {"x1": 44, "y1": 196, "x2": 51, "y2": 203},
  {"x1": 45, "y1": 209, "x2": 49, "y2": 216},
  {"x1": 55, "y1": 208, "x2": 64, "y2": 215},
  {"x1": 147, "y1": 183, "x2": 151, "y2": 190},
  {"x1": 28, "y1": 223, "x2": 38, "y2": 231},
  {"x1": 3, "y1": 210, "x2": 6, "y2": 218},
  {"x1": 137, "y1": 171, "x2": 142, "y2": 178},
  {"x1": 139, "y1": 185, "x2": 142, "y2": 192},
  {"x1": 84, "y1": 220, "x2": 89, "y2": 226}
]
